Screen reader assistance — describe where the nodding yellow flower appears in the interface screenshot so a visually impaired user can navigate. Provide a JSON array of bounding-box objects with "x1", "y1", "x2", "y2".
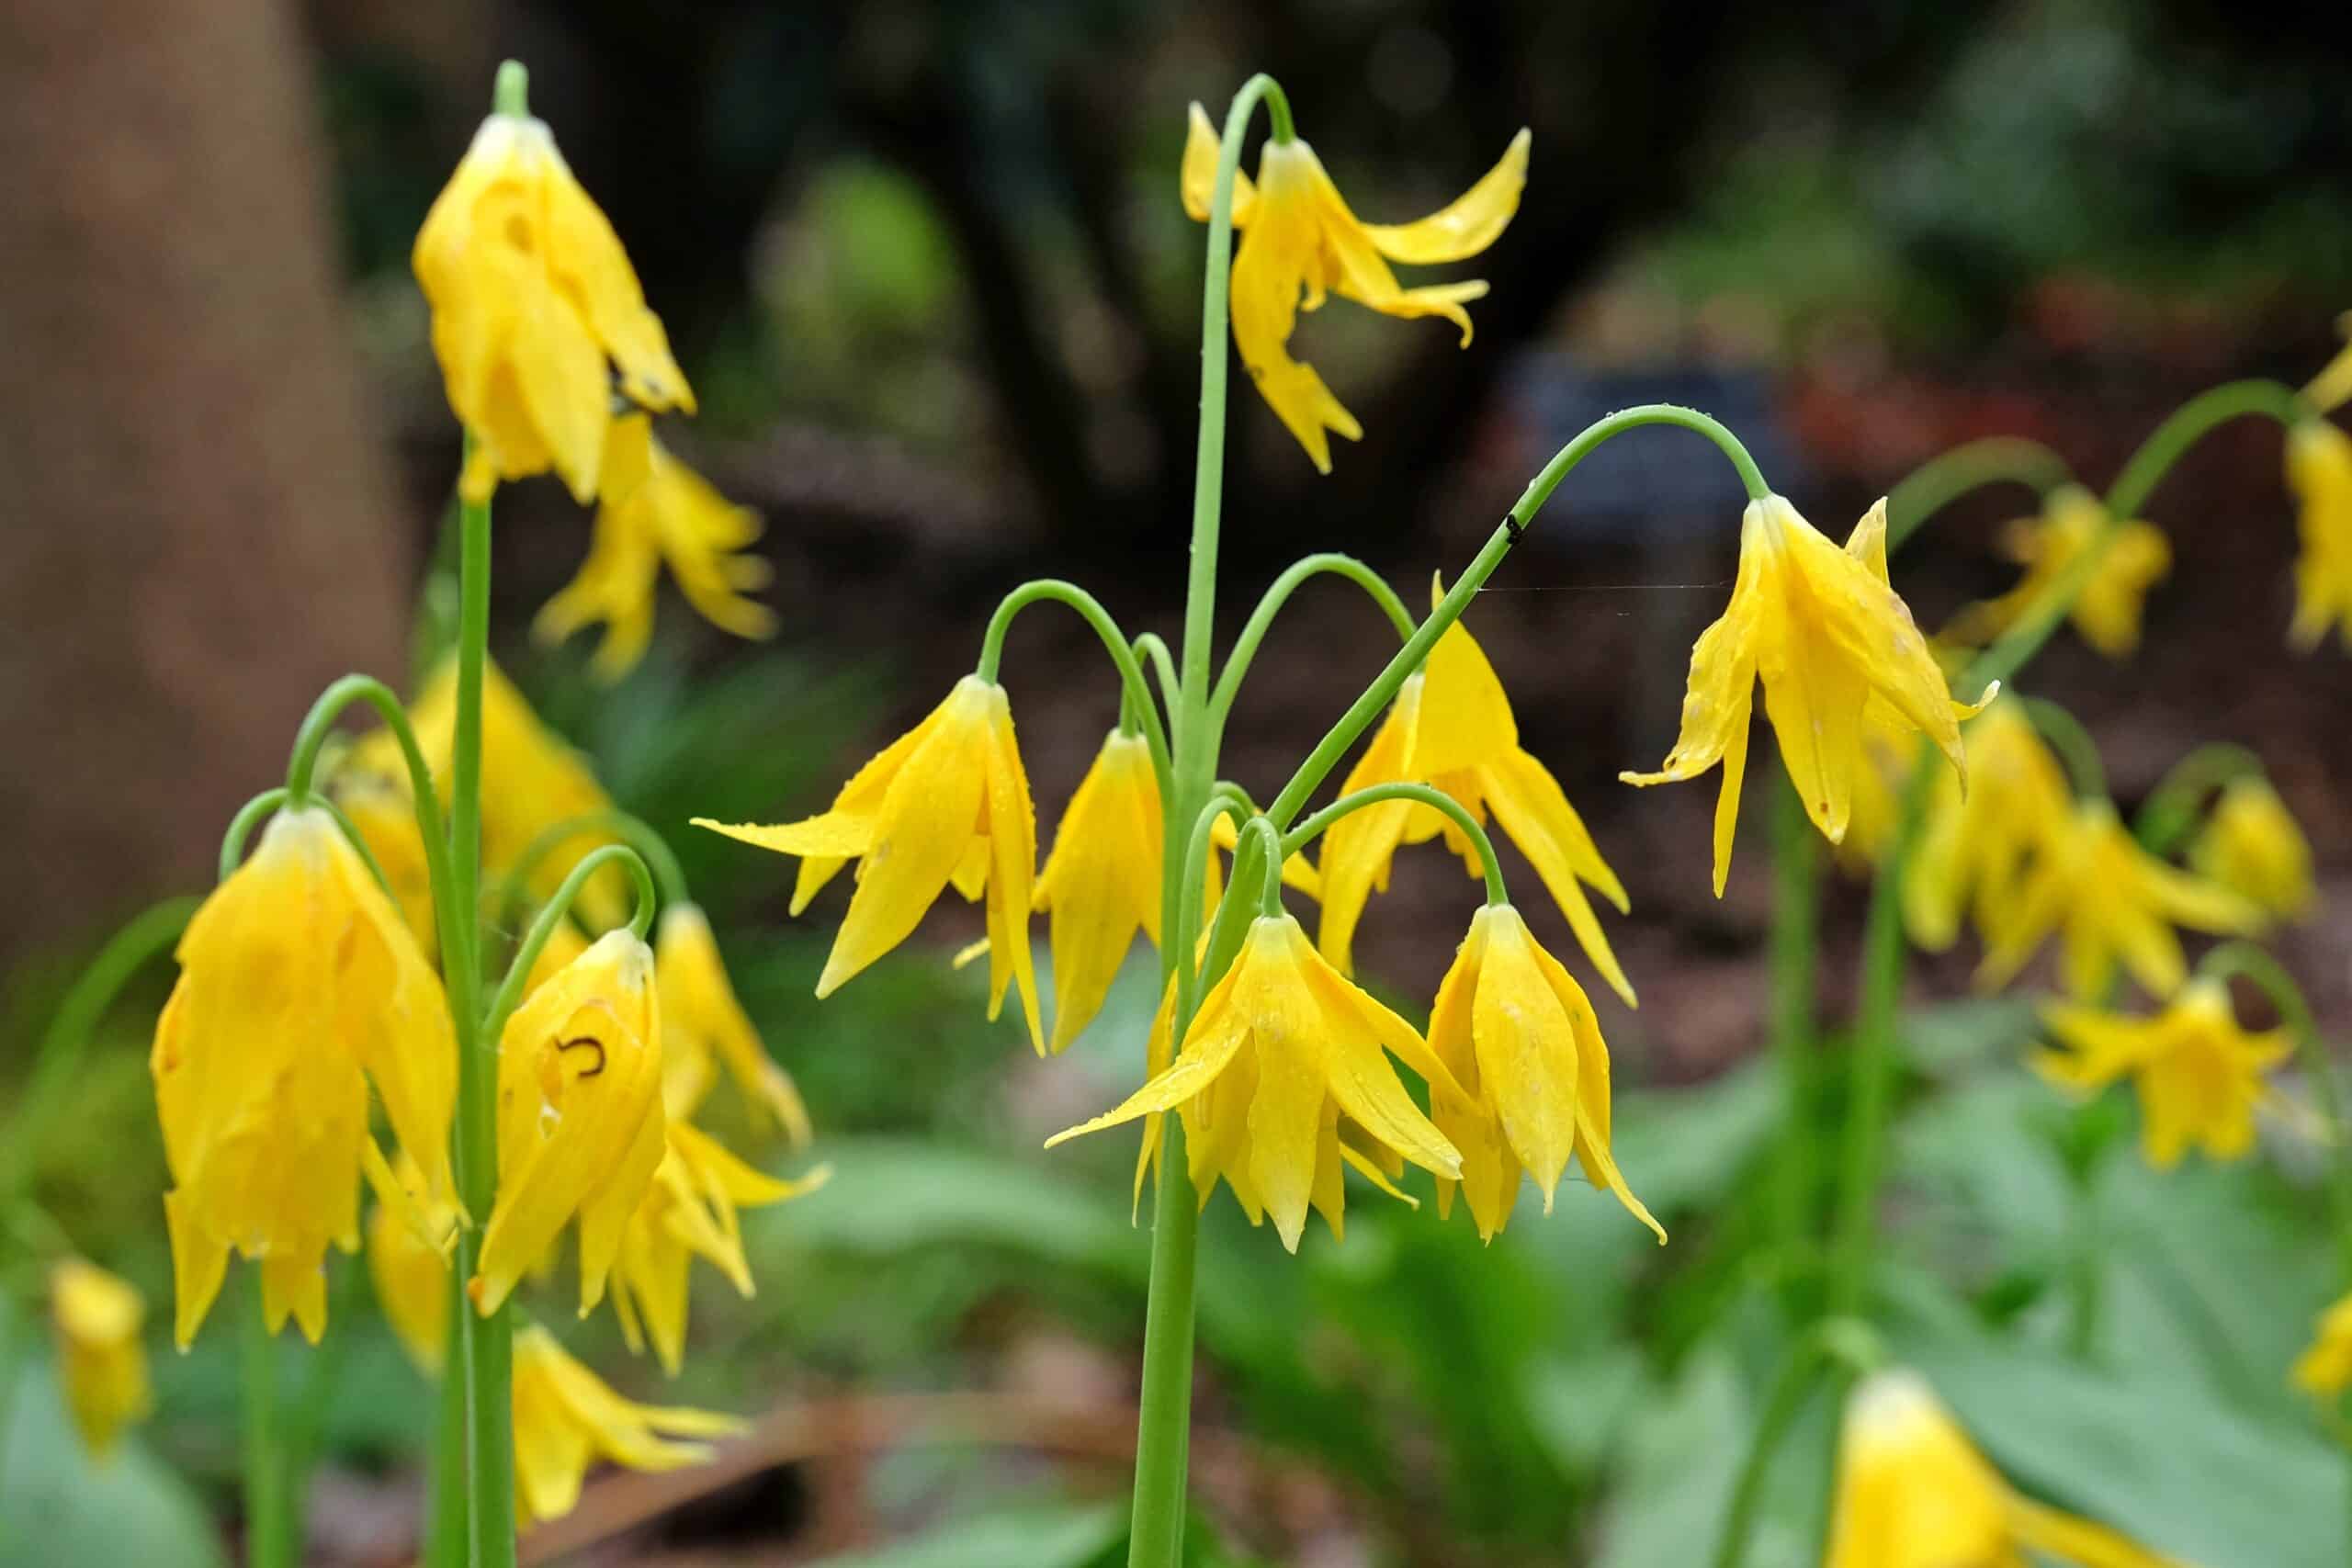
[
  {"x1": 655, "y1": 903, "x2": 811, "y2": 1143},
  {"x1": 2038, "y1": 978, "x2": 2288, "y2": 1168},
  {"x1": 2286, "y1": 421, "x2": 2352, "y2": 651},
  {"x1": 1828, "y1": 1371, "x2": 2184, "y2": 1568},
  {"x1": 2188, "y1": 775, "x2": 2315, "y2": 922},
  {"x1": 510, "y1": 1325, "x2": 742, "y2": 1526},
  {"x1": 333, "y1": 771, "x2": 439, "y2": 949},
  {"x1": 1319, "y1": 583, "x2": 1633, "y2": 1003},
  {"x1": 50, "y1": 1260, "x2": 153, "y2": 1460},
  {"x1": 1943, "y1": 487, "x2": 2171, "y2": 660},
  {"x1": 1034, "y1": 731, "x2": 1164, "y2": 1054},
  {"x1": 2306, "y1": 311, "x2": 2352, "y2": 414},
  {"x1": 1977, "y1": 799, "x2": 2264, "y2": 1000},
  {"x1": 153, "y1": 807, "x2": 456, "y2": 1347},
  {"x1": 1180, "y1": 104, "x2": 1529, "y2": 473},
  {"x1": 606, "y1": 1120, "x2": 831, "y2": 1375},
  {"x1": 695, "y1": 675, "x2": 1044, "y2": 1052},
  {"x1": 1904, "y1": 697, "x2": 2075, "y2": 953},
  {"x1": 1423, "y1": 905, "x2": 1662, "y2": 1245},
  {"x1": 1047, "y1": 913, "x2": 1462, "y2": 1252},
  {"x1": 366, "y1": 1150, "x2": 460, "y2": 1375},
  {"x1": 2292, "y1": 1291, "x2": 2352, "y2": 1399},
  {"x1": 534, "y1": 415, "x2": 777, "y2": 682},
  {"x1": 1621, "y1": 498, "x2": 1979, "y2": 897},
  {"x1": 472, "y1": 931, "x2": 666, "y2": 1318},
  {"x1": 413, "y1": 99, "x2": 691, "y2": 505}
]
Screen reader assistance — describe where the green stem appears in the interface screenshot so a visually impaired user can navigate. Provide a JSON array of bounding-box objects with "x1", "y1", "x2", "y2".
[
  {"x1": 976, "y1": 579, "x2": 1171, "y2": 789},
  {"x1": 219, "y1": 786, "x2": 399, "y2": 902},
  {"x1": 2018, "y1": 695, "x2": 2109, "y2": 803},
  {"x1": 1713, "y1": 1355, "x2": 1826, "y2": 1568},
  {"x1": 243, "y1": 1278, "x2": 293, "y2": 1568},
  {"x1": 2134, "y1": 742, "x2": 2266, "y2": 857},
  {"x1": 1768, "y1": 769, "x2": 1820, "y2": 1260},
  {"x1": 493, "y1": 60, "x2": 528, "y2": 118},
  {"x1": 480, "y1": 845, "x2": 658, "y2": 1052},
  {"x1": 493, "y1": 808, "x2": 687, "y2": 921},
  {"x1": 1265, "y1": 404, "x2": 1770, "y2": 829},
  {"x1": 1135, "y1": 633, "x2": 1182, "y2": 719},
  {"x1": 1884, "y1": 437, "x2": 2074, "y2": 551},
  {"x1": 280, "y1": 672, "x2": 462, "y2": 951},
  {"x1": 1209, "y1": 554, "x2": 1415, "y2": 726},
  {"x1": 1282, "y1": 783, "x2": 1508, "y2": 906},
  {"x1": 427, "y1": 1278, "x2": 469, "y2": 1567}
]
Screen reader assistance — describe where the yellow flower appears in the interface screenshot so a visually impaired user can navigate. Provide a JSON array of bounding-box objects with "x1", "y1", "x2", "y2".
[
  {"x1": 2287, "y1": 420, "x2": 2352, "y2": 652},
  {"x1": 2038, "y1": 978, "x2": 2288, "y2": 1168},
  {"x1": 1034, "y1": 731, "x2": 1164, "y2": 1054},
  {"x1": 1904, "y1": 697, "x2": 2075, "y2": 952},
  {"x1": 2306, "y1": 311, "x2": 2352, "y2": 414},
  {"x1": 153, "y1": 807, "x2": 456, "y2": 1346},
  {"x1": 1047, "y1": 912, "x2": 1462, "y2": 1251},
  {"x1": 606, "y1": 1119, "x2": 831, "y2": 1375},
  {"x1": 1621, "y1": 497, "x2": 1978, "y2": 896},
  {"x1": 1319, "y1": 583, "x2": 1633, "y2": 1003},
  {"x1": 1828, "y1": 1370, "x2": 2185, "y2": 1568},
  {"x1": 534, "y1": 415, "x2": 777, "y2": 681},
  {"x1": 472, "y1": 930, "x2": 667, "y2": 1318},
  {"x1": 655, "y1": 903, "x2": 811, "y2": 1142},
  {"x1": 413, "y1": 99, "x2": 691, "y2": 504},
  {"x1": 1181, "y1": 104, "x2": 1529, "y2": 472},
  {"x1": 50, "y1": 1259, "x2": 153, "y2": 1460},
  {"x1": 1423, "y1": 905, "x2": 1662, "y2": 1244},
  {"x1": 1978, "y1": 800, "x2": 2264, "y2": 1000},
  {"x1": 1942, "y1": 487, "x2": 2170, "y2": 660},
  {"x1": 695, "y1": 675, "x2": 1043, "y2": 1052},
  {"x1": 2291, "y1": 1290, "x2": 2352, "y2": 1399},
  {"x1": 365, "y1": 1151, "x2": 459, "y2": 1375},
  {"x1": 332, "y1": 771, "x2": 439, "y2": 950},
  {"x1": 510, "y1": 1325, "x2": 741, "y2": 1526},
  {"x1": 2188, "y1": 775, "x2": 2315, "y2": 921}
]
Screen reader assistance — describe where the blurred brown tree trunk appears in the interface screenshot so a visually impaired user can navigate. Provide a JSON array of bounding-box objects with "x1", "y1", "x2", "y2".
[{"x1": 0, "y1": 0, "x2": 405, "y2": 967}]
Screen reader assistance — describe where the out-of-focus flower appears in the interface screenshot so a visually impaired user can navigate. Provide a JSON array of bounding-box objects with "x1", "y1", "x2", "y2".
[
  {"x1": 1943, "y1": 488, "x2": 2170, "y2": 660},
  {"x1": 2038, "y1": 978, "x2": 2288, "y2": 1168},
  {"x1": 1828, "y1": 1371, "x2": 2184, "y2": 1568},
  {"x1": 153, "y1": 807, "x2": 455, "y2": 1346},
  {"x1": 1033, "y1": 731, "x2": 1164, "y2": 1054},
  {"x1": 1904, "y1": 697, "x2": 2075, "y2": 952},
  {"x1": 50, "y1": 1260, "x2": 152, "y2": 1460},
  {"x1": 472, "y1": 931, "x2": 665, "y2": 1318},
  {"x1": 1622, "y1": 498, "x2": 1979, "y2": 896},
  {"x1": 534, "y1": 415, "x2": 776, "y2": 681},
  {"x1": 1423, "y1": 905, "x2": 1662, "y2": 1244},
  {"x1": 333, "y1": 771, "x2": 439, "y2": 950},
  {"x1": 696, "y1": 676, "x2": 1043, "y2": 1051},
  {"x1": 2188, "y1": 775, "x2": 2316, "y2": 922},
  {"x1": 366, "y1": 1150, "x2": 459, "y2": 1375},
  {"x1": 2287, "y1": 421, "x2": 2352, "y2": 651},
  {"x1": 2305, "y1": 312, "x2": 2352, "y2": 414},
  {"x1": 1047, "y1": 913, "x2": 1461, "y2": 1251},
  {"x1": 413, "y1": 97, "x2": 691, "y2": 504},
  {"x1": 1978, "y1": 800, "x2": 2264, "y2": 999},
  {"x1": 2292, "y1": 1291, "x2": 2352, "y2": 1399},
  {"x1": 1180, "y1": 104, "x2": 1529, "y2": 472},
  {"x1": 510, "y1": 1325, "x2": 741, "y2": 1526},
  {"x1": 1318, "y1": 582, "x2": 1632, "y2": 1002},
  {"x1": 655, "y1": 903, "x2": 810, "y2": 1142}
]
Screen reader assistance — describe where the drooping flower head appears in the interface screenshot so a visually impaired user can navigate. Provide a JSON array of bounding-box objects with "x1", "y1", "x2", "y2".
[
  {"x1": 2292, "y1": 1291, "x2": 2352, "y2": 1400},
  {"x1": 1181, "y1": 104, "x2": 1529, "y2": 472},
  {"x1": 332, "y1": 770, "x2": 440, "y2": 949},
  {"x1": 153, "y1": 807, "x2": 456, "y2": 1346},
  {"x1": 1319, "y1": 581, "x2": 1633, "y2": 1003},
  {"x1": 2038, "y1": 977, "x2": 2288, "y2": 1168},
  {"x1": 2188, "y1": 775, "x2": 2315, "y2": 922},
  {"x1": 1943, "y1": 486, "x2": 2171, "y2": 660},
  {"x1": 367, "y1": 1151, "x2": 459, "y2": 1376},
  {"x1": 510, "y1": 1325, "x2": 741, "y2": 1526},
  {"x1": 1032, "y1": 730, "x2": 1164, "y2": 1055},
  {"x1": 413, "y1": 83, "x2": 692, "y2": 504},
  {"x1": 1977, "y1": 800, "x2": 2264, "y2": 1000},
  {"x1": 1904, "y1": 696, "x2": 2075, "y2": 953},
  {"x1": 1622, "y1": 498, "x2": 1980, "y2": 895},
  {"x1": 655, "y1": 902, "x2": 811, "y2": 1142},
  {"x1": 1424, "y1": 905, "x2": 1662, "y2": 1244},
  {"x1": 1048, "y1": 912, "x2": 1462, "y2": 1251},
  {"x1": 2287, "y1": 420, "x2": 2352, "y2": 651},
  {"x1": 1828, "y1": 1371, "x2": 2185, "y2": 1568},
  {"x1": 472, "y1": 931, "x2": 667, "y2": 1318},
  {"x1": 695, "y1": 675, "x2": 1043, "y2": 1052},
  {"x1": 534, "y1": 414, "x2": 777, "y2": 681},
  {"x1": 50, "y1": 1259, "x2": 153, "y2": 1459}
]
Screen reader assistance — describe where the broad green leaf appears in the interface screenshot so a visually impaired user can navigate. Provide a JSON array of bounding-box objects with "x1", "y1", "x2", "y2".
[
  {"x1": 799, "y1": 1501, "x2": 1125, "y2": 1568},
  {"x1": 0, "y1": 1361, "x2": 225, "y2": 1568}
]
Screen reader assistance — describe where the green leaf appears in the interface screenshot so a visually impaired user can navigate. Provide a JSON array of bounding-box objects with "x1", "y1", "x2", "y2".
[
  {"x1": 799, "y1": 1501, "x2": 1125, "y2": 1568},
  {"x1": 0, "y1": 1360, "x2": 226, "y2": 1568}
]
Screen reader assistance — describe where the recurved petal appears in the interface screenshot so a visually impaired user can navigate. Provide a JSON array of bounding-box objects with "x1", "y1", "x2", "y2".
[
  {"x1": 1521, "y1": 931, "x2": 1665, "y2": 1242},
  {"x1": 1044, "y1": 944, "x2": 1257, "y2": 1148},
  {"x1": 1316, "y1": 682, "x2": 1421, "y2": 973},
  {"x1": 1476, "y1": 750, "x2": 1635, "y2": 1005},
  {"x1": 1180, "y1": 102, "x2": 1260, "y2": 225},
  {"x1": 1413, "y1": 581, "x2": 1520, "y2": 772},
  {"x1": 1360, "y1": 129, "x2": 1532, "y2": 265}
]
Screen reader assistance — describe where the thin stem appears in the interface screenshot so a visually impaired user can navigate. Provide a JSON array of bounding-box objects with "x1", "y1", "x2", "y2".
[
  {"x1": 493, "y1": 808, "x2": 688, "y2": 919},
  {"x1": 1768, "y1": 770, "x2": 1820, "y2": 1260},
  {"x1": 1174, "y1": 795, "x2": 1258, "y2": 1015},
  {"x1": 243, "y1": 1279, "x2": 293, "y2": 1568},
  {"x1": 1713, "y1": 1355, "x2": 1826, "y2": 1568},
  {"x1": 1282, "y1": 783, "x2": 1508, "y2": 906},
  {"x1": 480, "y1": 845, "x2": 658, "y2": 1055},
  {"x1": 427, "y1": 1283, "x2": 469, "y2": 1567},
  {"x1": 976, "y1": 579, "x2": 1171, "y2": 789},
  {"x1": 1884, "y1": 437, "x2": 2074, "y2": 551},
  {"x1": 2018, "y1": 695, "x2": 2109, "y2": 803},
  {"x1": 1134, "y1": 633, "x2": 1181, "y2": 719},
  {"x1": 1209, "y1": 554, "x2": 1415, "y2": 725},
  {"x1": 218, "y1": 787, "x2": 399, "y2": 902},
  {"x1": 2134, "y1": 742, "x2": 2267, "y2": 857},
  {"x1": 493, "y1": 60, "x2": 528, "y2": 118}
]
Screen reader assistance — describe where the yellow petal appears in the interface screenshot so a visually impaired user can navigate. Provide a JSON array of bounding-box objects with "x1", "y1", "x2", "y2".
[
  {"x1": 1179, "y1": 102, "x2": 1258, "y2": 225},
  {"x1": 1360, "y1": 129, "x2": 1532, "y2": 265},
  {"x1": 1475, "y1": 750, "x2": 1635, "y2": 1006}
]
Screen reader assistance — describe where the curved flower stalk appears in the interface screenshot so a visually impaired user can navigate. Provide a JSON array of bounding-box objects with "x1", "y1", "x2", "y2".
[
  {"x1": 1942, "y1": 486, "x2": 2171, "y2": 660},
  {"x1": 2036, "y1": 978, "x2": 2290, "y2": 1168},
  {"x1": 1033, "y1": 730, "x2": 1165, "y2": 1054},
  {"x1": 2307, "y1": 311, "x2": 2352, "y2": 415},
  {"x1": 2285, "y1": 419, "x2": 2352, "y2": 651},
  {"x1": 1622, "y1": 497, "x2": 1982, "y2": 896},
  {"x1": 2187, "y1": 774, "x2": 2316, "y2": 921},
  {"x1": 1180, "y1": 103, "x2": 1530, "y2": 471},
  {"x1": 509, "y1": 1326, "x2": 741, "y2": 1526},
  {"x1": 50, "y1": 1258, "x2": 153, "y2": 1460}
]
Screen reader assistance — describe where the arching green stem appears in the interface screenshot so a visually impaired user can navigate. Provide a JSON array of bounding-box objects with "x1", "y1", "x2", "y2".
[
  {"x1": 1171, "y1": 793, "x2": 1257, "y2": 1043},
  {"x1": 1265, "y1": 405, "x2": 1770, "y2": 829},
  {"x1": 1134, "y1": 633, "x2": 1181, "y2": 719},
  {"x1": 2135, "y1": 742, "x2": 2267, "y2": 856},
  {"x1": 1712, "y1": 1319, "x2": 1884, "y2": 1568},
  {"x1": 2018, "y1": 696, "x2": 2109, "y2": 802},
  {"x1": 1885, "y1": 436, "x2": 2074, "y2": 551},
  {"x1": 1246, "y1": 819, "x2": 1286, "y2": 918},
  {"x1": 492, "y1": 808, "x2": 689, "y2": 921},
  {"x1": 976, "y1": 578, "x2": 1171, "y2": 789},
  {"x1": 218, "y1": 787, "x2": 398, "y2": 903},
  {"x1": 1209, "y1": 554, "x2": 1416, "y2": 726},
  {"x1": 1282, "y1": 783, "x2": 1508, "y2": 907},
  {"x1": 480, "y1": 845, "x2": 660, "y2": 1053}
]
